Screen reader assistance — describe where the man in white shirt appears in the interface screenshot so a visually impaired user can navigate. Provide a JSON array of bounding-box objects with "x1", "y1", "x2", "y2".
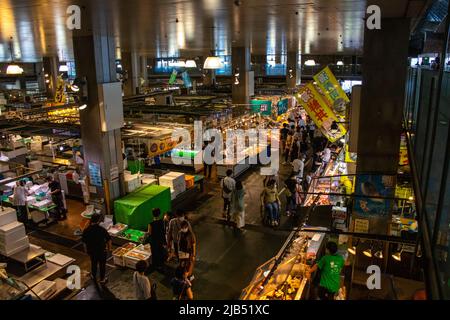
[
  {"x1": 298, "y1": 116, "x2": 306, "y2": 129},
  {"x1": 221, "y1": 169, "x2": 236, "y2": 221},
  {"x1": 322, "y1": 147, "x2": 331, "y2": 165},
  {"x1": 291, "y1": 156, "x2": 305, "y2": 179},
  {"x1": 13, "y1": 180, "x2": 28, "y2": 223}
]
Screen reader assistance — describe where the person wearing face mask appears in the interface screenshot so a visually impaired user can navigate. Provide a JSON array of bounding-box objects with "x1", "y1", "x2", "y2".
[
  {"x1": 178, "y1": 220, "x2": 196, "y2": 281},
  {"x1": 167, "y1": 209, "x2": 192, "y2": 262}
]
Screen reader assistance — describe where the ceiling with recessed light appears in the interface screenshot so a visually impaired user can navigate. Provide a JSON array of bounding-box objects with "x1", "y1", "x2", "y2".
[{"x1": 0, "y1": 0, "x2": 429, "y2": 62}]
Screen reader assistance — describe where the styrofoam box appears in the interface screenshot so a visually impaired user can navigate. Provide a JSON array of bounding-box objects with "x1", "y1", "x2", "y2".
[
  {"x1": 32, "y1": 280, "x2": 56, "y2": 300},
  {"x1": 141, "y1": 178, "x2": 157, "y2": 186},
  {"x1": 0, "y1": 207, "x2": 17, "y2": 227},
  {"x1": 0, "y1": 236, "x2": 29, "y2": 256},
  {"x1": 0, "y1": 221, "x2": 27, "y2": 243}
]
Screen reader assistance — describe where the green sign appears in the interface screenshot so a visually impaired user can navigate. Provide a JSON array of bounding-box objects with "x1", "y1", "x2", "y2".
[
  {"x1": 250, "y1": 100, "x2": 272, "y2": 116},
  {"x1": 169, "y1": 69, "x2": 178, "y2": 85},
  {"x1": 277, "y1": 98, "x2": 289, "y2": 115}
]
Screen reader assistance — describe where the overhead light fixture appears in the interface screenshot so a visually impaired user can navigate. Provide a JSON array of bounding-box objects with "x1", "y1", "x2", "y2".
[
  {"x1": 340, "y1": 138, "x2": 345, "y2": 143},
  {"x1": 44, "y1": 73, "x2": 49, "y2": 78},
  {"x1": 392, "y1": 245, "x2": 403, "y2": 262},
  {"x1": 363, "y1": 242, "x2": 373, "y2": 258},
  {"x1": 70, "y1": 84, "x2": 80, "y2": 92},
  {"x1": 185, "y1": 60, "x2": 197, "y2": 68},
  {"x1": 374, "y1": 242, "x2": 384, "y2": 259},
  {"x1": 408, "y1": 196, "x2": 414, "y2": 201},
  {"x1": 78, "y1": 104, "x2": 87, "y2": 110},
  {"x1": 59, "y1": 64, "x2": 69, "y2": 72},
  {"x1": 6, "y1": 64, "x2": 24, "y2": 75},
  {"x1": 347, "y1": 239, "x2": 359, "y2": 255},
  {"x1": 203, "y1": 56, "x2": 223, "y2": 69},
  {"x1": 337, "y1": 60, "x2": 344, "y2": 66},
  {"x1": 45, "y1": 79, "x2": 50, "y2": 84},
  {"x1": 59, "y1": 145, "x2": 65, "y2": 151},
  {"x1": 304, "y1": 59, "x2": 316, "y2": 66}
]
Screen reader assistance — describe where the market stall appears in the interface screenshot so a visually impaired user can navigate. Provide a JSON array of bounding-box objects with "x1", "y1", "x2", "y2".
[{"x1": 241, "y1": 227, "x2": 327, "y2": 300}]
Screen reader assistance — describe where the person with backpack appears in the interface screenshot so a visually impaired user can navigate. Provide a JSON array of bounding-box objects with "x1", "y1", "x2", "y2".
[
  {"x1": 221, "y1": 169, "x2": 236, "y2": 221},
  {"x1": 171, "y1": 266, "x2": 194, "y2": 300}
]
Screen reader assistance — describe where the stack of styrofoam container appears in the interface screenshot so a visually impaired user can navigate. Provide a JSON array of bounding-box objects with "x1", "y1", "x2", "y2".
[
  {"x1": 0, "y1": 163, "x2": 9, "y2": 173},
  {"x1": 159, "y1": 172, "x2": 186, "y2": 200},
  {"x1": 124, "y1": 173, "x2": 141, "y2": 193},
  {"x1": 28, "y1": 160, "x2": 43, "y2": 171},
  {"x1": 140, "y1": 174, "x2": 157, "y2": 186},
  {"x1": 0, "y1": 208, "x2": 30, "y2": 257}
]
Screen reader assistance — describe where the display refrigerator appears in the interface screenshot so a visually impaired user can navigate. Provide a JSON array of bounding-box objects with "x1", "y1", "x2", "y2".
[{"x1": 241, "y1": 227, "x2": 327, "y2": 300}]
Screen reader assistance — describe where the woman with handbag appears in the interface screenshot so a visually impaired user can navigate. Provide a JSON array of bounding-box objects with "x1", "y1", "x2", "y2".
[{"x1": 177, "y1": 220, "x2": 196, "y2": 281}]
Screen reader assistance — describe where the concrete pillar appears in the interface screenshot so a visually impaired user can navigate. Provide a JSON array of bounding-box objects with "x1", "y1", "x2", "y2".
[
  {"x1": 35, "y1": 62, "x2": 46, "y2": 92},
  {"x1": 140, "y1": 56, "x2": 148, "y2": 89},
  {"x1": 42, "y1": 56, "x2": 59, "y2": 99},
  {"x1": 232, "y1": 46, "x2": 251, "y2": 105},
  {"x1": 286, "y1": 52, "x2": 300, "y2": 89},
  {"x1": 357, "y1": 18, "x2": 410, "y2": 175},
  {"x1": 203, "y1": 68, "x2": 216, "y2": 87},
  {"x1": 121, "y1": 51, "x2": 140, "y2": 96},
  {"x1": 73, "y1": 5, "x2": 125, "y2": 213},
  {"x1": 353, "y1": 18, "x2": 410, "y2": 235}
]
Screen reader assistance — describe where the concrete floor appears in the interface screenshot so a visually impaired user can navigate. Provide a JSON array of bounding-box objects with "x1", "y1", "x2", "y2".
[{"x1": 22, "y1": 162, "x2": 297, "y2": 300}]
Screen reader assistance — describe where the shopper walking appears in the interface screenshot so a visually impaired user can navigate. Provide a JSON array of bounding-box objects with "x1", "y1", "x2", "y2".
[
  {"x1": 291, "y1": 155, "x2": 305, "y2": 179},
  {"x1": 220, "y1": 169, "x2": 236, "y2": 221},
  {"x1": 46, "y1": 176, "x2": 67, "y2": 220},
  {"x1": 284, "y1": 174, "x2": 297, "y2": 217},
  {"x1": 280, "y1": 123, "x2": 289, "y2": 152},
  {"x1": 171, "y1": 266, "x2": 194, "y2": 300},
  {"x1": 148, "y1": 208, "x2": 167, "y2": 271},
  {"x1": 231, "y1": 181, "x2": 245, "y2": 229},
  {"x1": 13, "y1": 180, "x2": 28, "y2": 223},
  {"x1": 133, "y1": 260, "x2": 152, "y2": 300},
  {"x1": 178, "y1": 220, "x2": 196, "y2": 281},
  {"x1": 290, "y1": 136, "x2": 301, "y2": 162},
  {"x1": 283, "y1": 131, "x2": 294, "y2": 164},
  {"x1": 260, "y1": 179, "x2": 281, "y2": 227},
  {"x1": 82, "y1": 213, "x2": 112, "y2": 285},
  {"x1": 307, "y1": 241, "x2": 344, "y2": 300},
  {"x1": 167, "y1": 209, "x2": 192, "y2": 261}
]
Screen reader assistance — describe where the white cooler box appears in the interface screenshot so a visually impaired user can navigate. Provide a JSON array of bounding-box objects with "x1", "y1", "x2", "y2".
[
  {"x1": 0, "y1": 236, "x2": 29, "y2": 256},
  {"x1": 159, "y1": 172, "x2": 186, "y2": 196},
  {"x1": 0, "y1": 221, "x2": 27, "y2": 244},
  {"x1": 0, "y1": 207, "x2": 17, "y2": 227}
]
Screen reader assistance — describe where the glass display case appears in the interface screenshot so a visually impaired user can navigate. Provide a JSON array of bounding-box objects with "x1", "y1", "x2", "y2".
[{"x1": 241, "y1": 227, "x2": 327, "y2": 300}]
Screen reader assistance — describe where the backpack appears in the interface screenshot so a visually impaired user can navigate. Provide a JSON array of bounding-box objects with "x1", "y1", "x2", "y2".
[{"x1": 222, "y1": 178, "x2": 232, "y2": 194}]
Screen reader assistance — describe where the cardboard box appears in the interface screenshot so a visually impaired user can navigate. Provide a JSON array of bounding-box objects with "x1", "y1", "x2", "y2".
[{"x1": 32, "y1": 280, "x2": 56, "y2": 300}]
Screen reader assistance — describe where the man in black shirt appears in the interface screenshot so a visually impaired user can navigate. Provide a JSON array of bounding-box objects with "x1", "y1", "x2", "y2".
[
  {"x1": 280, "y1": 123, "x2": 289, "y2": 153},
  {"x1": 82, "y1": 213, "x2": 112, "y2": 284},
  {"x1": 46, "y1": 176, "x2": 67, "y2": 220}
]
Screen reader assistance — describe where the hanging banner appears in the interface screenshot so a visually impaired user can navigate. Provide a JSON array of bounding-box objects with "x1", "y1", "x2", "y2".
[
  {"x1": 277, "y1": 98, "x2": 289, "y2": 115},
  {"x1": 54, "y1": 75, "x2": 66, "y2": 103},
  {"x1": 250, "y1": 100, "x2": 272, "y2": 116},
  {"x1": 313, "y1": 66, "x2": 349, "y2": 117},
  {"x1": 168, "y1": 69, "x2": 178, "y2": 85},
  {"x1": 352, "y1": 174, "x2": 396, "y2": 234},
  {"x1": 296, "y1": 83, "x2": 346, "y2": 142}
]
